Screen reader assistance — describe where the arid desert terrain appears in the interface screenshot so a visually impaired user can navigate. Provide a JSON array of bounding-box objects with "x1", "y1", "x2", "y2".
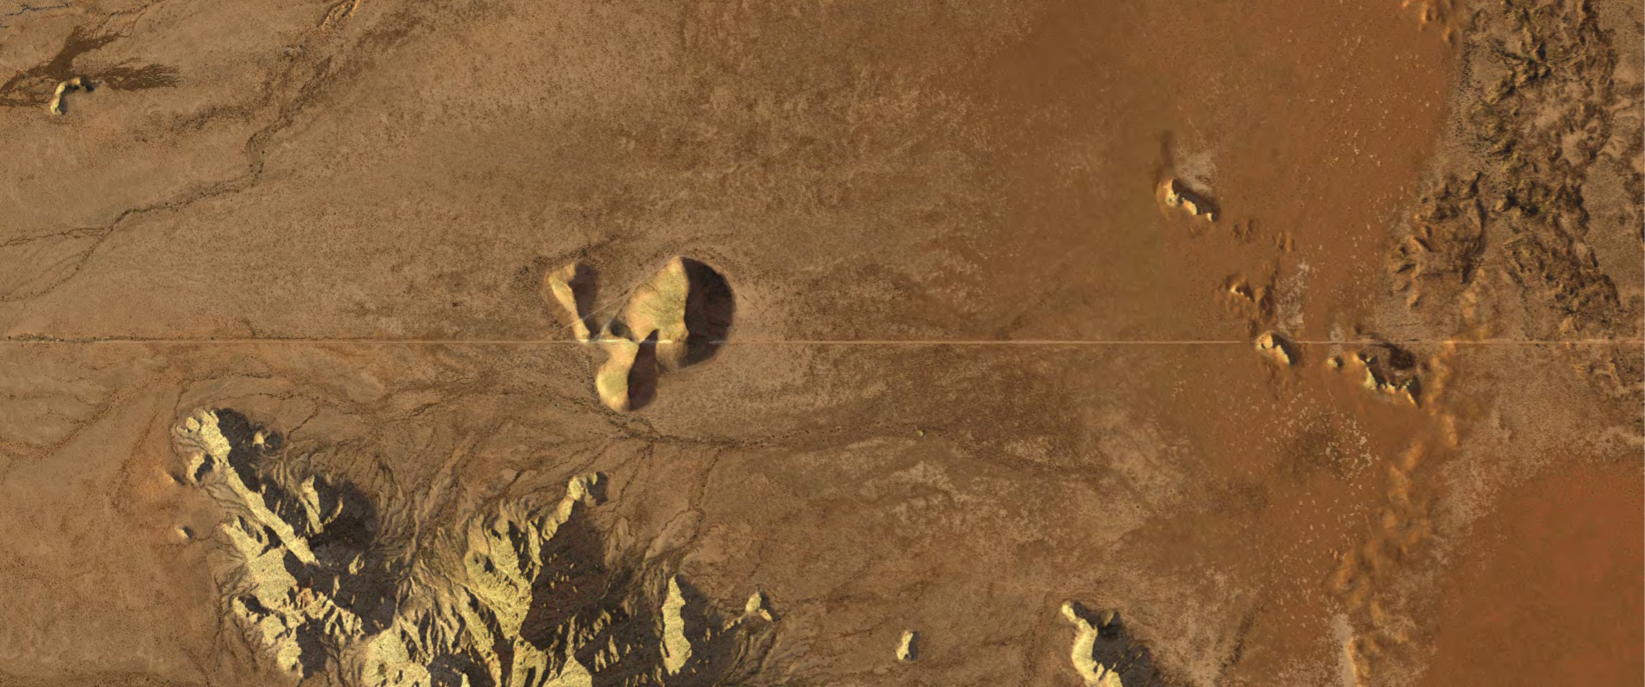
[{"x1": 0, "y1": 0, "x2": 1641, "y2": 685}]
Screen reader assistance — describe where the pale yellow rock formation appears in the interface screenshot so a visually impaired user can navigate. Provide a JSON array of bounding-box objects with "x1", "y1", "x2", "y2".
[
  {"x1": 543, "y1": 658, "x2": 594, "y2": 687},
  {"x1": 544, "y1": 262, "x2": 595, "y2": 342},
  {"x1": 548, "y1": 257, "x2": 721, "y2": 412},
  {"x1": 896, "y1": 630, "x2": 919, "y2": 662},
  {"x1": 1161, "y1": 178, "x2": 1216, "y2": 222},
  {"x1": 1256, "y1": 331, "x2": 1295, "y2": 366},
  {"x1": 1062, "y1": 601, "x2": 1125, "y2": 687},
  {"x1": 172, "y1": 409, "x2": 767, "y2": 686},
  {"x1": 606, "y1": 258, "x2": 693, "y2": 369},
  {"x1": 48, "y1": 77, "x2": 87, "y2": 115},
  {"x1": 593, "y1": 336, "x2": 643, "y2": 412},
  {"x1": 1332, "y1": 345, "x2": 1423, "y2": 406},
  {"x1": 176, "y1": 411, "x2": 317, "y2": 564},
  {"x1": 662, "y1": 575, "x2": 693, "y2": 675},
  {"x1": 591, "y1": 258, "x2": 699, "y2": 411},
  {"x1": 743, "y1": 589, "x2": 774, "y2": 622}
]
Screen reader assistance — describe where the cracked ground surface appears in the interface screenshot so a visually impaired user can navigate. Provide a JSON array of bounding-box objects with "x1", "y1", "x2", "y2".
[{"x1": 0, "y1": 1, "x2": 1640, "y2": 685}]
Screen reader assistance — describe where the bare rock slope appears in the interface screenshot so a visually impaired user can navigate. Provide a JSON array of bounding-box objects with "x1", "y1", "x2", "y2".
[{"x1": 173, "y1": 409, "x2": 774, "y2": 686}]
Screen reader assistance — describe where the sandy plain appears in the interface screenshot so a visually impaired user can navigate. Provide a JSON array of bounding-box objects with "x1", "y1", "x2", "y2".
[{"x1": 0, "y1": 0, "x2": 1640, "y2": 685}]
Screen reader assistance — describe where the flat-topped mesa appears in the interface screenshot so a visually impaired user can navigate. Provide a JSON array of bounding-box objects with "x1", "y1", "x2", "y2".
[
  {"x1": 1161, "y1": 178, "x2": 1217, "y2": 222},
  {"x1": 545, "y1": 256, "x2": 735, "y2": 412}
]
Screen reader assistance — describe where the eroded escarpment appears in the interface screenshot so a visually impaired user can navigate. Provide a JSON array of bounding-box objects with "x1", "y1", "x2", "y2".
[
  {"x1": 172, "y1": 409, "x2": 774, "y2": 686},
  {"x1": 544, "y1": 258, "x2": 735, "y2": 412},
  {"x1": 1388, "y1": 0, "x2": 1644, "y2": 407}
]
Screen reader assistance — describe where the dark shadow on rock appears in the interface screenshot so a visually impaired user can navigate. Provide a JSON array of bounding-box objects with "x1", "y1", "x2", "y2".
[
  {"x1": 562, "y1": 262, "x2": 600, "y2": 334},
  {"x1": 322, "y1": 554, "x2": 398, "y2": 633},
  {"x1": 214, "y1": 408, "x2": 400, "y2": 634},
  {"x1": 293, "y1": 623, "x2": 330, "y2": 677},
  {"x1": 430, "y1": 652, "x2": 497, "y2": 687},
  {"x1": 1061, "y1": 603, "x2": 1173, "y2": 687},
  {"x1": 679, "y1": 259, "x2": 735, "y2": 366},
  {"x1": 1356, "y1": 338, "x2": 1423, "y2": 403},
  {"x1": 308, "y1": 477, "x2": 378, "y2": 559},
  {"x1": 556, "y1": 257, "x2": 735, "y2": 412},
  {"x1": 212, "y1": 408, "x2": 264, "y2": 491},
  {"x1": 278, "y1": 484, "x2": 399, "y2": 633},
  {"x1": 1090, "y1": 611, "x2": 1171, "y2": 687},
  {"x1": 626, "y1": 331, "x2": 660, "y2": 411},
  {"x1": 1361, "y1": 340, "x2": 1416, "y2": 371},
  {"x1": 668, "y1": 576, "x2": 727, "y2": 685},
  {"x1": 1169, "y1": 179, "x2": 1218, "y2": 219},
  {"x1": 518, "y1": 515, "x2": 671, "y2": 686},
  {"x1": 519, "y1": 513, "x2": 611, "y2": 647},
  {"x1": 196, "y1": 409, "x2": 777, "y2": 683},
  {"x1": 1267, "y1": 332, "x2": 1301, "y2": 367}
]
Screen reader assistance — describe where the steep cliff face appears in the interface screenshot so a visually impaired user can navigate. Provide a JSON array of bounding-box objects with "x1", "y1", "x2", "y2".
[{"x1": 172, "y1": 409, "x2": 774, "y2": 687}]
